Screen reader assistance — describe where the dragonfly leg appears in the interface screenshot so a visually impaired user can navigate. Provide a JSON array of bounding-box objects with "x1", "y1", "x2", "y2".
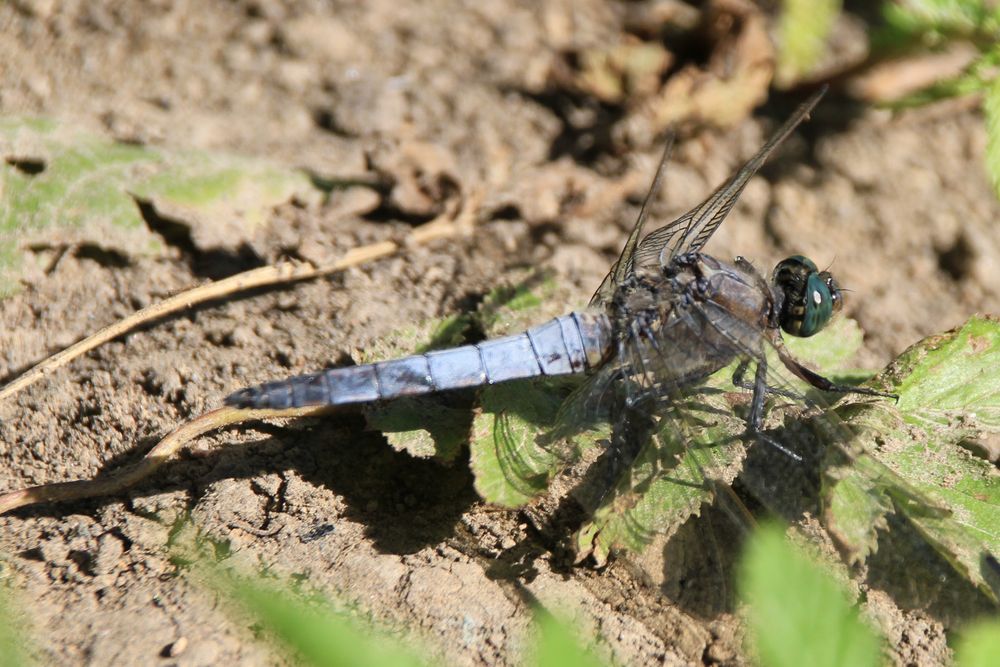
[
  {"x1": 605, "y1": 335, "x2": 656, "y2": 489},
  {"x1": 743, "y1": 359, "x2": 803, "y2": 462},
  {"x1": 731, "y1": 358, "x2": 804, "y2": 402},
  {"x1": 774, "y1": 342, "x2": 898, "y2": 401}
]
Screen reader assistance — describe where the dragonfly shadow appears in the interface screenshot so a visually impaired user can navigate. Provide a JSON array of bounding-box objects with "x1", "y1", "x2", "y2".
[
  {"x1": 286, "y1": 417, "x2": 479, "y2": 555},
  {"x1": 11, "y1": 414, "x2": 478, "y2": 557},
  {"x1": 655, "y1": 502, "x2": 744, "y2": 618}
]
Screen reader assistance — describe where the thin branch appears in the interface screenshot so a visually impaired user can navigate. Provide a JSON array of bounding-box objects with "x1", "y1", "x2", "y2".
[
  {"x1": 0, "y1": 191, "x2": 482, "y2": 512},
  {"x1": 0, "y1": 405, "x2": 331, "y2": 514},
  {"x1": 0, "y1": 192, "x2": 480, "y2": 404}
]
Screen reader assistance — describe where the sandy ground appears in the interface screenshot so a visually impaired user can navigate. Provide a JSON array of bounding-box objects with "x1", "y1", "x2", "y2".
[{"x1": 0, "y1": 1, "x2": 997, "y2": 665}]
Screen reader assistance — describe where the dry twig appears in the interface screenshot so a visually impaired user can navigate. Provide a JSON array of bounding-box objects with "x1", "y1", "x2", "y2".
[
  {"x1": 0, "y1": 191, "x2": 481, "y2": 512},
  {"x1": 0, "y1": 189, "x2": 482, "y2": 404},
  {"x1": 0, "y1": 405, "x2": 329, "y2": 514}
]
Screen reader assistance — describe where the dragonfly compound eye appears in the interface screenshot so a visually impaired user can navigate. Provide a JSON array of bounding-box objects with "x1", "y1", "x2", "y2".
[{"x1": 772, "y1": 255, "x2": 839, "y2": 337}]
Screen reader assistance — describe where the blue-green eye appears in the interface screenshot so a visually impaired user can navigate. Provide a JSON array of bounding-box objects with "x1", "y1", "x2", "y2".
[{"x1": 772, "y1": 256, "x2": 842, "y2": 337}]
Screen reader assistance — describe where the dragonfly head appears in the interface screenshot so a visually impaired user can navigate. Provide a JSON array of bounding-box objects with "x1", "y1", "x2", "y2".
[{"x1": 772, "y1": 255, "x2": 842, "y2": 337}]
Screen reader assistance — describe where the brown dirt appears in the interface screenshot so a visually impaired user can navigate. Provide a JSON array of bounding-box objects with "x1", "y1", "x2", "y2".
[{"x1": 0, "y1": 1, "x2": 996, "y2": 665}]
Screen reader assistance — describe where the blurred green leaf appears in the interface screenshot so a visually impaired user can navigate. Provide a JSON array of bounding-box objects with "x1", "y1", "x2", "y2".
[
  {"x1": 0, "y1": 116, "x2": 318, "y2": 297},
  {"x1": 0, "y1": 583, "x2": 28, "y2": 667},
  {"x1": 955, "y1": 618, "x2": 1000, "y2": 667},
  {"x1": 739, "y1": 523, "x2": 881, "y2": 667},
  {"x1": 530, "y1": 609, "x2": 607, "y2": 667},
  {"x1": 220, "y1": 574, "x2": 429, "y2": 667},
  {"x1": 777, "y1": 0, "x2": 842, "y2": 86},
  {"x1": 878, "y1": 0, "x2": 1000, "y2": 50},
  {"x1": 985, "y1": 72, "x2": 1000, "y2": 199}
]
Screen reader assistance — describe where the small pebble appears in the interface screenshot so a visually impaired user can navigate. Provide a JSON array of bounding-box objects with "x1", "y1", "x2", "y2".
[
  {"x1": 228, "y1": 325, "x2": 255, "y2": 347},
  {"x1": 165, "y1": 636, "x2": 188, "y2": 658}
]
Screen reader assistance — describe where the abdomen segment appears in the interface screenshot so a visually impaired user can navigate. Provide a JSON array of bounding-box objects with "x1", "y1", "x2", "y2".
[{"x1": 224, "y1": 311, "x2": 610, "y2": 410}]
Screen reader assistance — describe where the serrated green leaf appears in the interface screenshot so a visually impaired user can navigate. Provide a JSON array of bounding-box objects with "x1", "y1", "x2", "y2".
[
  {"x1": 0, "y1": 116, "x2": 319, "y2": 296},
  {"x1": 821, "y1": 450, "x2": 895, "y2": 565},
  {"x1": 470, "y1": 381, "x2": 568, "y2": 507},
  {"x1": 576, "y1": 392, "x2": 746, "y2": 565},
  {"x1": 364, "y1": 398, "x2": 471, "y2": 462},
  {"x1": 776, "y1": 0, "x2": 842, "y2": 87},
  {"x1": 892, "y1": 315, "x2": 1000, "y2": 431},
  {"x1": 739, "y1": 523, "x2": 882, "y2": 667},
  {"x1": 822, "y1": 316, "x2": 1000, "y2": 600}
]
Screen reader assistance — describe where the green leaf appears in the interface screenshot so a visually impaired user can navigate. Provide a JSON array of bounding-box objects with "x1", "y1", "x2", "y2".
[
  {"x1": 475, "y1": 272, "x2": 564, "y2": 337},
  {"x1": 468, "y1": 273, "x2": 598, "y2": 505},
  {"x1": 891, "y1": 315, "x2": 1000, "y2": 431},
  {"x1": 776, "y1": 0, "x2": 842, "y2": 86},
  {"x1": 575, "y1": 391, "x2": 746, "y2": 565},
  {"x1": 220, "y1": 575, "x2": 429, "y2": 667},
  {"x1": 822, "y1": 316, "x2": 1000, "y2": 600},
  {"x1": 0, "y1": 116, "x2": 319, "y2": 297},
  {"x1": 739, "y1": 523, "x2": 882, "y2": 667},
  {"x1": 784, "y1": 316, "x2": 868, "y2": 376},
  {"x1": 359, "y1": 314, "x2": 477, "y2": 462},
  {"x1": 469, "y1": 380, "x2": 569, "y2": 507},
  {"x1": 0, "y1": 584, "x2": 28, "y2": 667},
  {"x1": 985, "y1": 72, "x2": 1000, "y2": 199},
  {"x1": 530, "y1": 609, "x2": 607, "y2": 667},
  {"x1": 878, "y1": 0, "x2": 999, "y2": 50},
  {"x1": 955, "y1": 618, "x2": 1000, "y2": 667},
  {"x1": 364, "y1": 398, "x2": 471, "y2": 462}
]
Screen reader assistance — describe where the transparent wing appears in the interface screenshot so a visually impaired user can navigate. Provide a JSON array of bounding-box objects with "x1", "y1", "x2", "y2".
[
  {"x1": 568, "y1": 310, "x2": 753, "y2": 565},
  {"x1": 568, "y1": 280, "x2": 958, "y2": 579},
  {"x1": 591, "y1": 136, "x2": 676, "y2": 307},
  {"x1": 630, "y1": 87, "x2": 827, "y2": 274},
  {"x1": 682, "y1": 294, "x2": 981, "y2": 588}
]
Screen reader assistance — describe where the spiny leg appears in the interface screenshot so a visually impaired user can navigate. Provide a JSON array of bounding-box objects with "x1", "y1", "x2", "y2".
[
  {"x1": 731, "y1": 358, "x2": 805, "y2": 402},
  {"x1": 744, "y1": 358, "x2": 803, "y2": 462},
  {"x1": 774, "y1": 343, "x2": 898, "y2": 401},
  {"x1": 610, "y1": 329, "x2": 658, "y2": 481}
]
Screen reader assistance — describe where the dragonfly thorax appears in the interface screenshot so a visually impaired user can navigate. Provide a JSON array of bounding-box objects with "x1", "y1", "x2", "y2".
[{"x1": 606, "y1": 252, "x2": 777, "y2": 388}]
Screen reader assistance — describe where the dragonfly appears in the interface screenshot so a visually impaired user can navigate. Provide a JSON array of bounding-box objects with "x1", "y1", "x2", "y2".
[
  {"x1": 225, "y1": 90, "x2": 908, "y2": 552},
  {"x1": 225, "y1": 88, "x2": 895, "y2": 526}
]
